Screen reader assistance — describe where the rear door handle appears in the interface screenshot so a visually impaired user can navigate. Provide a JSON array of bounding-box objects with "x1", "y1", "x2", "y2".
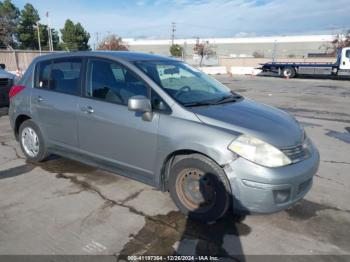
[{"x1": 80, "y1": 106, "x2": 94, "y2": 114}]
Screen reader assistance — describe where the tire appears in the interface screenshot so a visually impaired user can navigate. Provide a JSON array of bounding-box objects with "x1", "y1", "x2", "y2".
[
  {"x1": 282, "y1": 67, "x2": 296, "y2": 78},
  {"x1": 169, "y1": 154, "x2": 231, "y2": 222},
  {"x1": 19, "y1": 119, "x2": 48, "y2": 162}
]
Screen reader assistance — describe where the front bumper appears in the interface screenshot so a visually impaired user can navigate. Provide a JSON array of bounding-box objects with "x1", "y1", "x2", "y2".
[{"x1": 224, "y1": 144, "x2": 320, "y2": 213}]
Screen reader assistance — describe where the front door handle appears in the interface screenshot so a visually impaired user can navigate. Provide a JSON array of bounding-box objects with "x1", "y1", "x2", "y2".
[
  {"x1": 80, "y1": 106, "x2": 94, "y2": 114},
  {"x1": 36, "y1": 96, "x2": 43, "y2": 103}
]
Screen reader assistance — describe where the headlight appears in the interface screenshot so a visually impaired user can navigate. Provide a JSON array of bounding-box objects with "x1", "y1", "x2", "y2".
[
  {"x1": 302, "y1": 135, "x2": 313, "y2": 155},
  {"x1": 228, "y1": 134, "x2": 292, "y2": 167}
]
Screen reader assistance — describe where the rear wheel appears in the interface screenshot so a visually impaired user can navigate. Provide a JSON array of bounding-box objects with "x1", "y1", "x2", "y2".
[
  {"x1": 19, "y1": 120, "x2": 48, "y2": 162},
  {"x1": 169, "y1": 154, "x2": 231, "y2": 222},
  {"x1": 282, "y1": 67, "x2": 296, "y2": 78}
]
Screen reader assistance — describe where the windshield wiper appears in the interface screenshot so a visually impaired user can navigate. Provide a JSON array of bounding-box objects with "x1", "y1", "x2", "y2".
[
  {"x1": 214, "y1": 94, "x2": 242, "y2": 104},
  {"x1": 183, "y1": 101, "x2": 216, "y2": 107},
  {"x1": 183, "y1": 93, "x2": 242, "y2": 107}
]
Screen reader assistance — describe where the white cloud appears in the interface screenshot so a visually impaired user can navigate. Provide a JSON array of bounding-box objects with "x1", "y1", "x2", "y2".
[
  {"x1": 30, "y1": 0, "x2": 350, "y2": 40},
  {"x1": 136, "y1": 0, "x2": 146, "y2": 6}
]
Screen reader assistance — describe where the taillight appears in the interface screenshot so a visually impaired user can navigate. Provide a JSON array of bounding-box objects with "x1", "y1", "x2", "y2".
[{"x1": 9, "y1": 85, "x2": 25, "y2": 100}]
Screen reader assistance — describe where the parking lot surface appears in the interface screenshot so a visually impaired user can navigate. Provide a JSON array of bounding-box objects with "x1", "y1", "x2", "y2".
[{"x1": 0, "y1": 76, "x2": 349, "y2": 259}]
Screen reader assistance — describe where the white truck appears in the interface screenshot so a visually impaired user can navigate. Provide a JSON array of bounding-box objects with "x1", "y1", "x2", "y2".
[{"x1": 260, "y1": 47, "x2": 350, "y2": 79}]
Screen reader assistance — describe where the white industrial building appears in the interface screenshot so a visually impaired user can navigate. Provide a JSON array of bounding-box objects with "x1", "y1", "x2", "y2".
[{"x1": 125, "y1": 34, "x2": 335, "y2": 59}]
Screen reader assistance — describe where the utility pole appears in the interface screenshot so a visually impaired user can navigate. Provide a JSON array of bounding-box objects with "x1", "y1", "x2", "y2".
[
  {"x1": 107, "y1": 31, "x2": 111, "y2": 50},
  {"x1": 47, "y1": 26, "x2": 52, "y2": 51},
  {"x1": 183, "y1": 41, "x2": 187, "y2": 61},
  {"x1": 46, "y1": 11, "x2": 53, "y2": 51},
  {"x1": 171, "y1": 22, "x2": 176, "y2": 45},
  {"x1": 272, "y1": 40, "x2": 277, "y2": 62},
  {"x1": 35, "y1": 22, "x2": 41, "y2": 54},
  {"x1": 95, "y1": 32, "x2": 99, "y2": 50}
]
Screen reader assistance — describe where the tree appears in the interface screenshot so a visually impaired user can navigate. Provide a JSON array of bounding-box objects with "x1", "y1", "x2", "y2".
[
  {"x1": 0, "y1": 0, "x2": 20, "y2": 48},
  {"x1": 252, "y1": 51, "x2": 264, "y2": 58},
  {"x1": 97, "y1": 34, "x2": 128, "y2": 51},
  {"x1": 50, "y1": 28, "x2": 60, "y2": 50},
  {"x1": 60, "y1": 19, "x2": 90, "y2": 51},
  {"x1": 321, "y1": 30, "x2": 350, "y2": 55},
  {"x1": 16, "y1": 3, "x2": 40, "y2": 49},
  {"x1": 1, "y1": 1, "x2": 62, "y2": 50},
  {"x1": 36, "y1": 23, "x2": 61, "y2": 50},
  {"x1": 169, "y1": 44, "x2": 182, "y2": 57},
  {"x1": 60, "y1": 19, "x2": 75, "y2": 50},
  {"x1": 193, "y1": 39, "x2": 215, "y2": 66},
  {"x1": 332, "y1": 30, "x2": 350, "y2": 49}
]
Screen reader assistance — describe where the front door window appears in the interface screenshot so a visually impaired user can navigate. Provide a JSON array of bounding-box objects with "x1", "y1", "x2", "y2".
[{"x1": 85, "y1": 59, "x2": 149, "y2": 105}]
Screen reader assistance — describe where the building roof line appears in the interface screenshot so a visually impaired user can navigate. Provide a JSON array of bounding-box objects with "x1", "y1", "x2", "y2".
[{"x1": 124, "y1": 34, "x2": 334, "y2": 45}]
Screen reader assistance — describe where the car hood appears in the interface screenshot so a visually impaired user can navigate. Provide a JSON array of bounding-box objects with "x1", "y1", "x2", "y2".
[
  {"x1": 190, "y1": 98, "x2": 303, "y2": 148},
  {"x1": 0, "y1": 69, "x2": 15, "y2": 79}
]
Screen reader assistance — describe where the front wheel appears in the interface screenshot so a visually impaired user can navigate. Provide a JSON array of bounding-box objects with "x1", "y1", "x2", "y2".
[
  {"x1": 19, "y1": 120, "x2": 49, "y2": 162},
  {"x1": 169, "y1": 154, "x2": 231, "y2": 222},
  {"x1": 282, "y1": 67, "x2": 296, "y2": 78}
]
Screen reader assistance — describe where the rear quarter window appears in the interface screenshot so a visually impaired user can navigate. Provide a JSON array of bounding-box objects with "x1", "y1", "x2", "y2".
[{"x1": 35, "y1": 60, "x2": 52, "y2": 89}]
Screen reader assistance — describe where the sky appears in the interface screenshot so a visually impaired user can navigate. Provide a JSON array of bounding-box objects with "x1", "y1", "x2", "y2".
[{"x1": 12, "y1": 0, "x2": 350, "y2": 43}]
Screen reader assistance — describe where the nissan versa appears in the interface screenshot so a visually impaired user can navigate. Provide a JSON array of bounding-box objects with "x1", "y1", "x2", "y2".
[{"x1": 9, "y1": 52, "x2": 320, "y2": 222}]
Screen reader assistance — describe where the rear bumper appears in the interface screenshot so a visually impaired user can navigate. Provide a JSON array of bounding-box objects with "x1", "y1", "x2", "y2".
[{"x1": 224, "y1": 143, "x2": 320, "y2": 213}]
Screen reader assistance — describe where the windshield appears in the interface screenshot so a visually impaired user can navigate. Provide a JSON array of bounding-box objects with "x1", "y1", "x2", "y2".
[{"x1": 133, "y1": 60, "x2": 236, "y2": 106}]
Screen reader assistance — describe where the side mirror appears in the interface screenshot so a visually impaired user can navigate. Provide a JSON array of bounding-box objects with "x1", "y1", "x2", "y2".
[
  {"x1": 128, "y1": 95, "x2": 153, "y2": 121},
  {"x1": 0, "y1": 64, "x2": 5, "y2": 70}
]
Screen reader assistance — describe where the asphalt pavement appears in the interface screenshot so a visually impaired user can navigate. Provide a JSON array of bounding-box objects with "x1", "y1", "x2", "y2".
[{"x1": 0, "y1": 75, "x2": 349, "y2": 260}]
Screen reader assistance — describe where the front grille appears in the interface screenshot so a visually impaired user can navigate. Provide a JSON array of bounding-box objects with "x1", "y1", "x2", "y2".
[
  {"x1": 281, "y1": 144, "x2": 309, "y2": 163},
  {"x1": 0, "y1": 78, "x2": 10, "y2": 88}
]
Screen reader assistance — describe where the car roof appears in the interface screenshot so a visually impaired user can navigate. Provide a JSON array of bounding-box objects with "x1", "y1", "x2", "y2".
[
  {"x1": 0, "y1": 69, "x2": 15, "y2": 79},
  {"x1": 33, "y1": 51, "x2": 179, "y2": 63}
]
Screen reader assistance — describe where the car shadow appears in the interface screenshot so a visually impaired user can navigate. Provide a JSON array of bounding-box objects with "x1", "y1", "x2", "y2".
[
  {"x1": 0, "y1": 107, "x2": 8, "y2": 118},
  {"x1": 174, "y1": 212, "x2": 248, "y2": 260},
  {"x1": 118, "y1": 174, "x2": 250, "y2": 260},
  {"x1": 173, "y1": 173, "x2": 249, "y2": 261},
  {"x1": 0, "y1": 163, "x2": 35, "y2": 180},
  {"x1": 257, "y1": 72, "x2": 350, "y2": 81}
]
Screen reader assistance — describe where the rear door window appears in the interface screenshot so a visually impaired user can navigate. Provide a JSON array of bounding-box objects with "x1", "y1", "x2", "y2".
[{"x1": 35, "y1": 58, "x2": 82, "y2": 95}]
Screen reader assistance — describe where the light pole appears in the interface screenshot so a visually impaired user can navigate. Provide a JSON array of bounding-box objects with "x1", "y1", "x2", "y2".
[
  {"x1": 107, "y1": 31, "x2": 111, "y2": 50},
  {"x1": 272, "y1": 40, "x2": 277, "y2": 62},
  {"x1": 46, "y1": 11, "x2": 53, "y2": 51},
  {"x1": 171, "y1": 22, "x2": 176, "y2": 46},
  {"x1": 95, "y1": 32, "x2": 99, "y2": 50},
  {"x1": 35, "y1": 22, "x2": 41, "y2": 54}
]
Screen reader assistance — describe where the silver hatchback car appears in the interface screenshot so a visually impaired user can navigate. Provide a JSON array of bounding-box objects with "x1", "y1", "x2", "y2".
[{"x1": 9, "y1": 52, "x2": 320, "y2": 221}]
